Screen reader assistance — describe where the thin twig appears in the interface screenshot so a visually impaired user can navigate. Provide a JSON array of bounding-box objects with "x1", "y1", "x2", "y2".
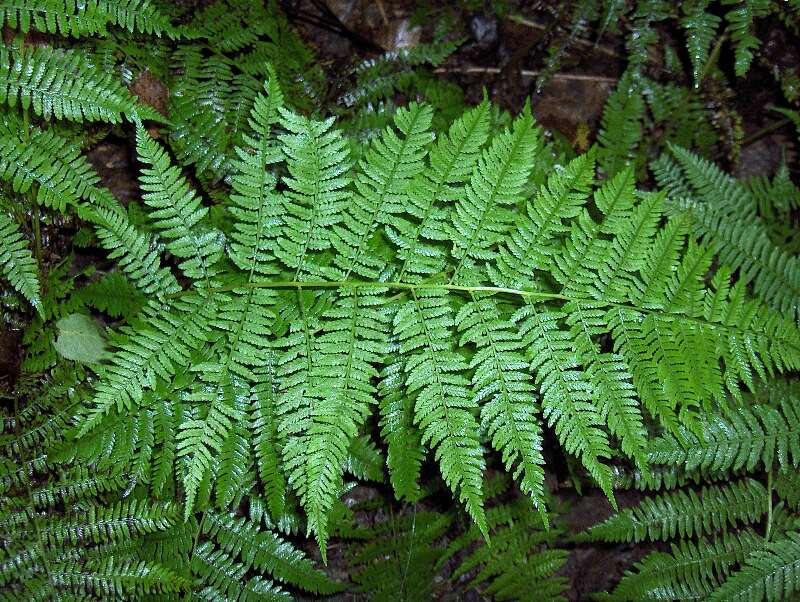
[
  {"x1": 741, "y1": 117, "x2": 792, "y2": 147},
  {"x1": 435, "y1": 66, "x2": 618, "y2": 84},
  {"x1": 506, "y1": 14, "x2": 619, "y2": 58},
  {"x1": 375, "y1": 0, "x2": 389, "y2": 27}
]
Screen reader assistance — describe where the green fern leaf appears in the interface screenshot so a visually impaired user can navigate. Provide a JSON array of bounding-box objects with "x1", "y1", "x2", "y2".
[
  {"x1": 395, "y1": 288, "x2": 488, "y2": 537},
  {"x1": 136, "y1": 125, "x2": 222, "y2": 285},
  {"x1": 203, "y1": 509, "x2": 342, "y2": 595},
  {"x1": 608, "y1": 530, "x2": 762, "y2": 601},
  {"x1": 681, "y1": 1, "x2": 722, "y2": 86},
  {"x1": 280, "y1": 290, "x2": 389, "y2": 554},
  {"x1": 391, "y1": 100, "x2": 490, "y2": 283},
  {"x1": 0, "y1": 0, "x2": 175, "y2": 37},
  {"x1": 274, "y1": 108, "x2": 352, "y2": 280},
  {"x1": 378, "y1": 354, "x2": 425, "y2": 502},
  {"x1": 333, "y1": 102, "x2": 433, "y2": 280},
  {"x1": 709, "y1": 531, "x2": 800, "y2": 601},
  {"x1": 490, "y1": 151, "x2": 594, "y2": 290},
  {"x1": 0, "y1": 45, "x2": 147, "y2": 122},
  {"x1": 514, "y1": 304, "x2": 615, "y2": 500},
  {"x1": 449, "y1": 102, "x2": 539, "y2": 285},
  {"x1": 584, "y1": 479, "x2": 767, "y2": 543},
  {"x1": 0, "y1": 208, "x2": 40, "y2": 312},
  {"x1": 457, "y1": 296, "x2": 547, "y2": 520},
  {"x1": 647, "y1": 396, "x2": 800, "y2": 473},
  {"x1": 78, "y1": 294, "x2": 217, "y2": 435}
]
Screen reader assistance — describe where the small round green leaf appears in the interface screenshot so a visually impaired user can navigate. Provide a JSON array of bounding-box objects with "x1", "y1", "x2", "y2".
[{"x1": 53, "y1": 313, "x2": 110, "y2": 364}]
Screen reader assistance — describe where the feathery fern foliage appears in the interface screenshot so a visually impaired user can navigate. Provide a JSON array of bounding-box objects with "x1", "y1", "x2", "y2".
[{"x1": 3, "y1": 2, "x2": 800, "y2": 598}]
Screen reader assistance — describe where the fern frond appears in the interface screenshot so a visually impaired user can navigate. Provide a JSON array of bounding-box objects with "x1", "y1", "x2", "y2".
[
  {"x1": 177, "y1": 371, "x2": 246, "y2": 518},
  {"x1": 597, "y1": 73, "x2": 644, "y2": 176},
  {"x1": 584, "y1": 478, "x2": 767, "y2": 543},
  {"x1": 191, "y1": 540, "x2": 290, "y2": 602},
  {"x1": 51, "y1": 557, "x2": 189, "y2": 597},
  {"x1": 708, "y1": 531, "x2": 800, "y2": 601},
  {"x1": 681, "y1": 1, "x2": 721, "y2": 86},
  {"x1": 228, "y1": 71, "x2": 284, "y2": 281},
  {"x1": 0, "y1": 116, "x2": 108, "y2": 212},
  {"x1": 78, "y1": 294, "x2": 217, "y2": 435},
  {"x1": 378, "y1": 354, "x2": 424, "y2": 502},
  {"x1": 203, "y1": 509, "x2": 342, "y2": 595},
  {"x1": 333, "y1": 102, "x2": 433, "y2": 280},
  {"x1": 0, "y1": 45, "x2": 146, "y2": 122},
  {"x1": 280, "y1": 290, "x2": 389, "y2": 553},
  {"x1": 514, "y1": 304, "x2": 615, "y2": 500},
  {"x1": 608, "y1": 530, "x2": 762, "y2": 601},
  {"x1": 251, "y1": 353, "x2": 287, "y2": 522},
  {"x1": 0, "y1": 208, "x2": 40, "y2": 312},
  {"x1": 0, "y1": 0, "x2": 175, "y2": 37},
  {"x1": 724, "y1": 0, "x2": 772, "y2": 76},
  {"x1": 647, "y1": 396, "x2": 800, "y2": 473},
  {"x1": 490, "y1": 151, "x2": 594, "y2": 290},
  {"x1": 653, "y1": 145, "x2": 800, "y2": 321},
  {"x1": 86, "y1": 204, "x2": 181, "y2": 299},
  {"x1": 391, "y1": 100, "x2": 490, "y2": 283},
  {"x1": 274, "y1": 109, "x2": 352, "y2": 280}
]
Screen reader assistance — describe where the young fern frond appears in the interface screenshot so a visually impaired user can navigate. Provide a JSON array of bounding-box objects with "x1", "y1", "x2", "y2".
[{"x1": 0, "y1": 207, "x2": 40, "y2": 312}]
